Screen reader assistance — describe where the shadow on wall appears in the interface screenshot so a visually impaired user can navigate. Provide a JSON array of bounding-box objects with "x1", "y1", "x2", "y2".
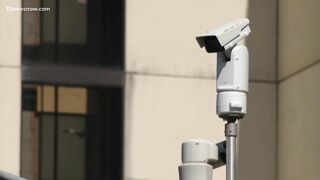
[
  {"x1": 246, "y1": 0, "x2": 277, "y2": 82},
  {"x1": 237, "y1": 0, "x2": 277, "y2": 180}
]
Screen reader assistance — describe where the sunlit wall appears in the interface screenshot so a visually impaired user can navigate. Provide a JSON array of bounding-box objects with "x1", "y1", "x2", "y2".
[{"x1": 125, "y1": 0, "x2": 278, "y2": 179}]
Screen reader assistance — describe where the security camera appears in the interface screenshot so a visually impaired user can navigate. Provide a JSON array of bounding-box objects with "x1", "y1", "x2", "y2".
[
  {"x1": 179, "y1": 18, "x2": 252, "y2": 180},
  {"x1": 196, "y1": 18, "x2": 251, "y2": 119},
  {"x1": 196, "y1": 18, "x2": 251, "y2": 53}
]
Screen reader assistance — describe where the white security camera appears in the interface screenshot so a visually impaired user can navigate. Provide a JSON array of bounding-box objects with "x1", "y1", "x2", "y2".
[
  {"x1": 196, "y1": 18, "x2": 251, "y2": 119},
  {"x1": 179, "y1": 18, "x2": 252, "y2": 180},
  {"x1": 196, "y1": 18, "x2": 251, "y2": 53}
]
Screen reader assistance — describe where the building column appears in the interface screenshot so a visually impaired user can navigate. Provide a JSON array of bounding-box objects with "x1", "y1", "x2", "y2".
[{"x1": 0, "y1": 0, "x2": 22, "y2": 175}]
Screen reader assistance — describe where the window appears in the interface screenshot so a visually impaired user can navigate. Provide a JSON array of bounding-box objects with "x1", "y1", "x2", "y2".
[
  {"x1": 21, "y1": 85, "x2": 123, "y2": 180},
  {"x1": 22, "y1": 0, "x2": 124, "y2": 67},
  {"x1": 21, "y1": 0, "x2": 125, "y2": 179}
]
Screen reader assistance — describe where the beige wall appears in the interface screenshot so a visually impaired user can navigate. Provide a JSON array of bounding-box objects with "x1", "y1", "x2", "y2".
[
  {"x1": 246, "y1": 0, "x2": 278, "y2": 81},
  {"x1": 0, "y1": 0, "x2": 21, "y2": 175},
  {"x1": 125, "y1": 0, "x2": 278, "y2": 179},
  {"x1": 125, "y1": 77, "x2": 277, "y2": 180},
  {"x1": 278, "y1": 64, "x2": 320, "y2": 180},
  {"x1": 126, "y1": 0, "x2": 277, "y2": 82},
  {"x1": 125, "y1": 75, "x2": 225, "y2": 180},
  {"x1": 278, "y1": 1, "x2": 320, "y2": 179},
  {"x1": 278, "y1": 0, "x2": 320, "y2": 80},
  {"x1": 0, "y1": 0, "x2": 21, "y2": 67},
  {"x1": 126, "y1": 0, "x2": 248, "y2": 78},
  {"x1": 238, "y1": 83, "x2": 277, "y2": 180}
]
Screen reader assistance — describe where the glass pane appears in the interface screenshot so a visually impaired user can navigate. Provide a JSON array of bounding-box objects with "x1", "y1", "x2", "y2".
[
  {"x1": 21, "y1": 85, "x2": 39, "y2": 180},
  {"x1": 21, "y1": 0, "x2": 124, "y2": 67},
  {"x1": 40, "y1": 114, "x2": 55, "y2": 180},
  {"x1": 43, "y1": 0, "x2": 56, "y2": 44},
  {"x1": 22, "y1": 0, "x2": 40, "y2": 46},
  {"x1": 58, "y1": 87, "x2": 87, "y2": 114},
  {"x1": 21, "y1": 112, "x2": 39, "y2": 180},
  {"x1": 59, "y1": 0, "x2": 86, "y2": 45},
  {"x1": 22, "y1": 0, "x2": 56, "y2": 64},
  {"x1": 57, "y1": 0, "x2": 87, "y2": 65},
  {"x1": 21, "y1": 84, "x2": 123, "y2": 180},
  {"x1": 40, "y1": 86, "x2": 55, "y2": 113},
  {"x1": 58, "y1": 115, "x2": 86, "y2": 180},
  {"x1": 86, "y1": 87, "x2": 123, "y2": 179}
]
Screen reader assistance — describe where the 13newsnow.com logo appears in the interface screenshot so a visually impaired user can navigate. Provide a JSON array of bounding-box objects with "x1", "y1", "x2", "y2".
[{"x1": 6, "y1": 6, "x2": 51, "y2": 12}]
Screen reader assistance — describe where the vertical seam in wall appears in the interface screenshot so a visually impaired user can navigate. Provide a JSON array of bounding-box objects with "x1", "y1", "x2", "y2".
[
  {"x1": 123, "y1": 0, "x2": 127, "y2": 177},
  {"x1": 19, "y1": 0, "x2": 24, "y2": 175},
  {"x1": 275, "y1": 0, "x2": 280, "y2": 179}
]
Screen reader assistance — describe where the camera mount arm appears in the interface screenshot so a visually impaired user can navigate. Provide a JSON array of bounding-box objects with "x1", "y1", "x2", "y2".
[{"x1": 179, "y1": 140, "x2": 227, "y2": 180}]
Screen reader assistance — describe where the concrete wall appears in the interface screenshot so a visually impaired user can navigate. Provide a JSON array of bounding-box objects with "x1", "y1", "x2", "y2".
[
  {"x1": 278, "y1": 0, "x2": 320, "y2": 80},
  {"x1": 0, "y1": 0, "x2": 21, "y2": 175},
  {"x1": 125, "y1": 0, "x2": 278, "y2": 179},
  {"x1": 125, "y1": 78, "x2": 277, "y2": 180},
  {"x1": 278, "y1": 0, "x2": 320, "y2": 179},
  {"x1": 125, "y1": 75, "x2": 225, "y2": 180}
]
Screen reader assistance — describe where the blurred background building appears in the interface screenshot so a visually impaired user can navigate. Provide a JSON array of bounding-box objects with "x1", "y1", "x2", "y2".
[{"x1": 0, "y1": 0, "x2": 319, "y2": 180}]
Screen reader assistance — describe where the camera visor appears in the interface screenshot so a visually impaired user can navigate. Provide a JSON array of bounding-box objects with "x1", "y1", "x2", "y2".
[{"x1": 203, "y1": 36, "x2": 225, "y2": 53}]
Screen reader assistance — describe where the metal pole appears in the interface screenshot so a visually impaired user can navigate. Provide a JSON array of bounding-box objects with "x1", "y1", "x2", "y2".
[
  {"x1": 225, "y1": 121, "x2": 238, "y2": 180},
  {"x1": 226, "y1": 135, "x2": 236, "y2": 180}
]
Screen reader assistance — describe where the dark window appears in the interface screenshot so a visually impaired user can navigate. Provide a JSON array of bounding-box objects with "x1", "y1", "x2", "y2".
[
  {"x1": 21, "y1": 85, "x2": 123, "y2": 180},
  {"x1": 22, "y1": 0, "x2": 124, "y2": 68},
  {"x1": 21, "y1": 0, "x2": 125, "y2": 179}
]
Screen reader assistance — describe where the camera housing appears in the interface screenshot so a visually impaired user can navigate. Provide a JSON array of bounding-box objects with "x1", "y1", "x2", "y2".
[
  {"x1": 196, "y1": 18, "x2": 251, "y2": 53},
  {"x1": 196, "y1": 18, "x2": 251, "y2": 119}
]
